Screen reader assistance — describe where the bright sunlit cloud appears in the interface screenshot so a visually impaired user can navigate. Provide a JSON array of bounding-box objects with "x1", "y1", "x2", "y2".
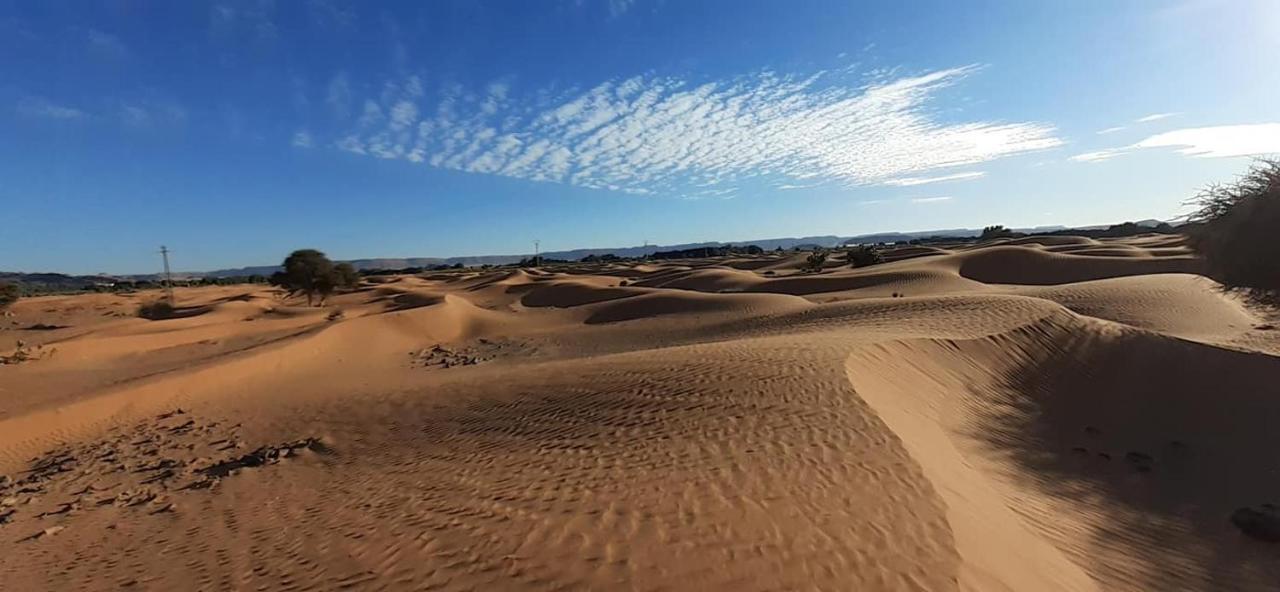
[
  {"x1": 318, "y1": 66, "x2": 1061, "y2": 196},
  {"x1": 1072, "y1": 123, "x2": 1280, "y2": 162},
  {"x1": 1135, "y1": 112, "x2": 1178, "y2": 123},
  {"x1": 883, "y1": 171, "x2": 986, "y2": 186},
  {"x1": 1134, "y1": 123, "x2": 1280, "y2": 157},
  {"x1": 910, "y1": 196, "x2": 954, "y2": 203}
]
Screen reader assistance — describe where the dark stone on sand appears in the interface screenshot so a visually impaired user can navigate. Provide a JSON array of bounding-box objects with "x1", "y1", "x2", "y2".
[{"x1": 1231, "y1": 506, "x2": 1280, "y2": 542}]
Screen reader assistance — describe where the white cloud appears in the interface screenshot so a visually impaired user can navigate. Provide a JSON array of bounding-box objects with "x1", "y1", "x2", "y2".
[
  {"x1": 1096, "y1": 126, "x2": 1127, "y2": 135},
  {"x1": 1073, "y1": 123, "x2": 1280, "y2": 163},
  {"x1": 1135, "y1": 112, "x2": 1178, "y2": 123},
  {"x1": 911, "y1": 196, "x2": 954, "y2": 203},
  {"x1": 292, "y1": 130, "x2": 314, "y2": 148},
  {"x1": 883, "y1": 171, "x2": 985, "y2": 186},
  {"x1": 313, "y1": 66, "x2": 1062, "y2": 195},
  {"x1": 1069, "y1": 148, "x2": 1127, "y2": 163},
  {"x1": 1133, "y1": 123, "x2": 1280, "y2": 158},
  {"x1": 16, "y1": 97, "x2": 85, "y2": 120}
]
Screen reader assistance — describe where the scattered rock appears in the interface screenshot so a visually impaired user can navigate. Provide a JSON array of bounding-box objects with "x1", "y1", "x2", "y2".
[
  {"x1": 21, "y1": 525, "x2": 66, "y2": 542},
  {"x1": 1231, "y1": 505, "x2": 1280, "y2": 542},
  {"x1": 1125, "y1": 451, "x2": 1154, "y2": 472}
]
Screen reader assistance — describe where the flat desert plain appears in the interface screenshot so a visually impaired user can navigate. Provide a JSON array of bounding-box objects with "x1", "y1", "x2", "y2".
[{"x1": 3, "y1": 234, "x2": 1280, "y2": 591}]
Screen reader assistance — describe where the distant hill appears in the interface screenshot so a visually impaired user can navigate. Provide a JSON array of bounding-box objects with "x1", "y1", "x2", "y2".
[{"x1": 2, "y1": 221, "x2": 1172, "y2": 282}]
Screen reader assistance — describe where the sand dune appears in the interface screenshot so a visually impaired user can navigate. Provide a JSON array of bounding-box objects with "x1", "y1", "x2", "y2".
[{"x1": 2, "y1": 235, "x2": 1278, "y2": 590}]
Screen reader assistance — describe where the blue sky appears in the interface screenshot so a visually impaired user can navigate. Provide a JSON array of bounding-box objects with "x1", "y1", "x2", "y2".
[{"x1": 2, "y1": 0, "x2": 1277, "y2": 274}]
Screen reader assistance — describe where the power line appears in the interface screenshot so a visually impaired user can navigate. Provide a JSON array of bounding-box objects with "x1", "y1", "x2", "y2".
[{"x1": 159, "y1": 245, "x2": 175, "y2": 305}]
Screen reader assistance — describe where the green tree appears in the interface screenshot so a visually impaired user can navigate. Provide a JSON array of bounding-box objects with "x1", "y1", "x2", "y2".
[
  {"x1": 334, "y1": 262, "x2": 360, "y2": 290},
  {"x1": 1188, "y1": 159, "x2": 1280, "y2": 305},
  {"x1": 0, "y1": 282, "x2": 19, "y2": 311},
  {"x1": 980, "y1": 225, "x2": 1014, "y2": 240},
  {"x1": 272, "y1": 249, "x2": 338, "y2": 306}
]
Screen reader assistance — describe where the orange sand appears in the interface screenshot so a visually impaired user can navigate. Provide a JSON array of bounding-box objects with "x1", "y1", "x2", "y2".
[{"x1": 2, "y1": 234, "x2": 1278, "y2": 590}]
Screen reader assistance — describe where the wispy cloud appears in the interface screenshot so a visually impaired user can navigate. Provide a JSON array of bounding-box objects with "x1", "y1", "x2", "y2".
[
  {"x1": 86, "y1": 29, "x2": 129, "y2": 59},
  {"x1": 1096, "y1": 126, "x2": 1127, "y2": 135},
  {"x1": 776, "y1": 182, "x2": 821, "y2": 190},
  {"x1": 608, "y1": 0, "x2": 636, "y2": 18},
  {"x1": 911, "y1": 196, "x2": 954, "y2": 203},
  {"x1": 317, "y1": 66, "x2": 1060, "y2": 196},
  {"x1": 210, "y1": 1, "x2": 277, "y2": 41},
  {"x1": 1135, "y1": 112, "x2": 1178, "y2": 123},
  {"x1": 16, "y1": 97, "x2": 85, "y2": 120},
  {"x1": 1134, "y1": 123, "x2": 1280, "y2": 158},
  {"x1": 883, "y1": 171, "x2": 985, "y2": 186},
  {"x1": 1069, "y1": 148, "x2": 1127, "y2": 163},
  {"x1": 292, "y1": 130, "x2": 314, "y2": 148},
  {"x1": 1072, "y1": 123, "x2": 1280, "y2": 163},
  {"x1": 118, "y1": 99, "x2": 187, "y2": 127},
  {"x1": 326, "y1": 72, "x2": 352, "y2": 119}
]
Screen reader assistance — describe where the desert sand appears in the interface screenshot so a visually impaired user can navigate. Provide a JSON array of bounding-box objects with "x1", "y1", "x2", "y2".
[{"x1": 2, "y1": 234, "x2": 1279, "y2": 591}]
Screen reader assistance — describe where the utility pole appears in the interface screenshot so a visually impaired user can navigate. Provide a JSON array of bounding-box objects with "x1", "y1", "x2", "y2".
[
  {"x1": 159, "y1": 245, "x2": 175, "y2": 305},
  {"x1": 533, "y1": 239, "x2": 540, "y2": 267}
]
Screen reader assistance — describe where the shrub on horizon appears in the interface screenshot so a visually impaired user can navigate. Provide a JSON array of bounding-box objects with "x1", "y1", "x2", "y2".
[
  {"x1": 980, "y1": 225, "x2": 1015, "y2": 240},
  {"x1": 0, "y1": 282, "x2": 18, "y2": 311},
  {"x1": 805, "y1": 249, "x2": 828, "y2": 273}
]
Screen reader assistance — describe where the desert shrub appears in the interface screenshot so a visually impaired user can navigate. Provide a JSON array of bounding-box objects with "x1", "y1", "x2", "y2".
[
  {"x1": 980, "y1": 225, "x2": 1015, "y2": 240},
  {"x1": 1187, "y1": 158, "x2": 1280, "y2": 305},
  {"x1": 847, "y1": 245, "x2": 884, "y2": 268},
  {"x1": 804, "y1": 250, "x2": 828, "y2": 273},
  {"x1": 137, "y1": 300, "x2": 175, "y2": 320},
  {"x1": 0, "y1": 282, "x2": 18, "y2": 310}
]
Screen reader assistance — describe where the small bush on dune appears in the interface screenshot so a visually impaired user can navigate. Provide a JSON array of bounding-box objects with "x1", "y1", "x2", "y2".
[
  {"x1": 1188, "y1": 158, "x2": 1280, "y2": 305},
  {"x1": 804, "y1": 250, "x2": 828, "y2": 273},
  {"x1": 137, "y1": 300, "x2": 175, "y2": 320},
  {"x1": 846, "y1": 245, "x2": 884, "y2": 268}
]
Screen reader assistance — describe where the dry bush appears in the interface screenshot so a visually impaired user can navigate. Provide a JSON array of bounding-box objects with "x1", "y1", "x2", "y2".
[
  {"x1": 847, "y1": 245, "x2": 884, "y2": 268},
  {"x1": 137, "y1": 300, "x2": 175, "y2": 320},
  {"x1": 804, "y1": 250, "x2": 828, "y2": 273},
  {"x1": 1187, "y1": 158, "x2": 1280, "y2": 305}
]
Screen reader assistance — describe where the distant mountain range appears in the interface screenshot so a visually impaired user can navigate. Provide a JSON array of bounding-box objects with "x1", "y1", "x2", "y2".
[{"x1": 2, "y1": 220, "x2": 1168, "y2": 289}]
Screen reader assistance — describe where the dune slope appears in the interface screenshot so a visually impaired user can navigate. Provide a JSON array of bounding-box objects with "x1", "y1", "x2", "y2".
[{"x1": 1, "y1": 234, "x2": 1278, "y2": 591}]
